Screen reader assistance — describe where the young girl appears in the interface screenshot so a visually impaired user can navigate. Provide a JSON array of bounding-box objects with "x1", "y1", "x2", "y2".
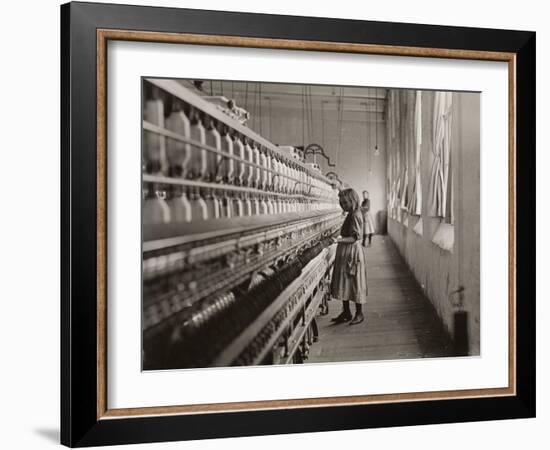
[
  {"x1": 330, "y1": 188, "x2": 369, "y2": 325},
  {"x1": 361, "y1": 190, "x2": 376, "y2": 247}
]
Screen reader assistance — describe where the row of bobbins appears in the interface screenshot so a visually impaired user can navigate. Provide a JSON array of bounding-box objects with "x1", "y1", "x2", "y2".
[{"x1": 143, "y1": 83, "x2": 339, "y2": 225}]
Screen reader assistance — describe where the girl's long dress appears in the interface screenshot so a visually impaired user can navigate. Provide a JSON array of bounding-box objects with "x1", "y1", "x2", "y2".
[
  {"x1": 330, "y1": 210, "x2": 369, "y2": 304},
  {"x1": 361, "y1": 198, "x2": 376, "y2": 235}
]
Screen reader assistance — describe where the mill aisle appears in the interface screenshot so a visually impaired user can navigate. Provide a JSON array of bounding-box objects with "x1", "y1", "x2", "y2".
[{"x1": 308, "y1": 236, "x2": 454, "y2": 363}]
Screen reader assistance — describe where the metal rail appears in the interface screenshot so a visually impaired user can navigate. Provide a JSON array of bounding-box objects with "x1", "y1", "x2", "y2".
[
  {"x1": 144, "y1": 121, "x2": 324, "y2": 192},
  {"x1": 284, "y1": 288, "x2": 326, "y2": 364},
  {"x1": 143, "y1": 210, "x2": 341, "y2": 252},
  {"x1": 143, "y1": 222, "x2": 341, "y2": 329},
  {"x1": 210, "y1": 249, "x2": 331, "y2": 366},
  {"x1": 143, "y1": 174, "x2": 335, "y2": 200}
]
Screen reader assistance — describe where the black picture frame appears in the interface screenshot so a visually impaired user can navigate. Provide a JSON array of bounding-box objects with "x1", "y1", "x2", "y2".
[{"x1": 61, "y1": 1, "x2": 535, "y2": 447}]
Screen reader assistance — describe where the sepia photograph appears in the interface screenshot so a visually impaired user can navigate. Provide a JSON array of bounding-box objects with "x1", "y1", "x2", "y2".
[{"x1": 141, "y1": 77, "x2": 480, "y2": 371}]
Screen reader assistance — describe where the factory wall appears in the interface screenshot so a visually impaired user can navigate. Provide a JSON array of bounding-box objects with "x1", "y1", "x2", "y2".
[
  {"x1": 251, "y1": 105, "x2": 387, "y2": 233},
  {"x1": 387, "y1": 91, "x2": 480, "y2": 355}
]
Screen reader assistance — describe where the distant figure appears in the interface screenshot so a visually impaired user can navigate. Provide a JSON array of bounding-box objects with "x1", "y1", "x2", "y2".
[
  {"x1": 330, "y1": 188, "x2": 368, "y2": 325},
  {"x1": 361, "y1": 190, "x2": 376, "y2": 246}
]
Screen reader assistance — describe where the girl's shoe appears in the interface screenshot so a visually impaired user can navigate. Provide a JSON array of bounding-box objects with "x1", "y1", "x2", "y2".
[
  {"x1": 349, "y1": 313, "x2": 364, "y2": 325},
  {"x1": 331, "y1": 311, "x2": 352, "y2": 323}
]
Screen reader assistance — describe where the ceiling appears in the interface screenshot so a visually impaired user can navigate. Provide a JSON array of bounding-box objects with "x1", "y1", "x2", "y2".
[{"x1": 177, "y1": 79, "x2": 387, "y2": 119}]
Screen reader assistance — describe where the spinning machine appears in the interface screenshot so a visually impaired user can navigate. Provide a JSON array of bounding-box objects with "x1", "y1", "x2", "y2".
[{"x1": 142, "y1": 79, "x2": 343, "y2": 369}]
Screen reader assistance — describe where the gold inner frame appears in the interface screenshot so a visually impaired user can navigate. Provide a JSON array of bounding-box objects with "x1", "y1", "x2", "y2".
[{"x1": 96, "y1": 29, "x2": 517, "y2": 420}]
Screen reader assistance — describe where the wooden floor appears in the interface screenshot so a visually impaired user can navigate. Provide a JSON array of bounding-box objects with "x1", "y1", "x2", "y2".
[{"x1": 307, "y1": 235, "x2": 454, "y2": 364}]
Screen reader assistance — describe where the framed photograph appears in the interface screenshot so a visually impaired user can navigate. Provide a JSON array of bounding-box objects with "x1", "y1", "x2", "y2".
[{"x1": 61, "y1": 1, "x2": 535, "y2": 447}]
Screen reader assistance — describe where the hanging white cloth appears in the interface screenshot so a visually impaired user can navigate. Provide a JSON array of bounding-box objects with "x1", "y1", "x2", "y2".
[
  {"x1": 387, "y1": 90, "x2": 398, "y2": 218},
  {"x1": 399, "y1": 166, "x2": 409, "y2": 211},
  {"x1": 399, "y1": 91, "x2": 411, "y2": 213},
  {"x1": 388, "y1": 90, "x2": 394, "y2": 141},
  {"x1": 428, "y1": 91, "x2": 453, "y2": 217},
  {"x1": 409, "y1": 91, "x2": 423, "y2": 215}
]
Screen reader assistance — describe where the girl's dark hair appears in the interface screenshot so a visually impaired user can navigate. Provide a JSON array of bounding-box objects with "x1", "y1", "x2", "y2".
[{"x1": 338, "y1": 188, "x2": 360, "y2": 211}]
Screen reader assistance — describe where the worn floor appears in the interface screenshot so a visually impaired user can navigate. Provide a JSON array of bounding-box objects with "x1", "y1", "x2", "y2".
[{"x1": 307, "y1": 235, "x2": 454, "y2": 364}]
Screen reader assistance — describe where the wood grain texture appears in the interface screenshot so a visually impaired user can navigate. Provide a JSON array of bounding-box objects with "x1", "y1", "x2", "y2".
[
  {"x1": 98, "y1": 29, "x2": 515, "y2": 61},
  {"x1": 97, "y1": 30, "x2": 108, "y2": 419},
  {"x1": 102, "y1": 385, "x2": 514, "y2": 418},
  {"x1": 508, "y1": 56, "x2": 517, "y2": 394}
]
